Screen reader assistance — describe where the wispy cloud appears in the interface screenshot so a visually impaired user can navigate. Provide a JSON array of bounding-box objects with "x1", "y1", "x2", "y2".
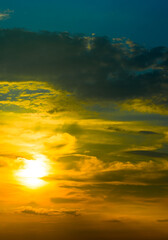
[{"x1": 0, "y1": 9, "x2": 13, "y2": 20}]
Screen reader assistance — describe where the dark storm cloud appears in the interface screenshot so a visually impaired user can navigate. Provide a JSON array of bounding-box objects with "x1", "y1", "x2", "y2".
[{"x1": 0, "y1": 29, "x2": 168, "y2": 105}]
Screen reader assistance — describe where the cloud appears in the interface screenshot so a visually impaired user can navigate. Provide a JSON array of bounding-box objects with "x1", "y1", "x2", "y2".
[
  {"x1": 51, "y1": 197, "x2": 85, "y2": 204},
  {"x1": 0, "y1": 29, "x2": 168, "y2": 114},
  {"x1": 61, "y1": 183, "x2": 168, "y2": 200},
  {"x1": 60, "y1": 210, "x2": 80, "y2": 216},
  {"x1": 19, "y1": 206, "x2": 80, "y2": 217},
  {"x1": 157, "y1": 219, "x2": 168, "y2": 223},
  {"x1": 0, "y1": 81, "x2": 57, "y2": 113},
  {"x1": 107, "y1": 126, "x2": 160, "y2": 136},
  {"x1": 93, "y1": 169, "x2": 140, "y2": 182},
  {"x1": 22, "y1": 209, "x2": 48, "y2": 216},
  {"x1": 0, "y1": 9, "x2": 13, "y2": 20},
  {"x1": 93, "y1": 168, "x2": 168, "y2": 186},
  {"x1": 21, "y1": 207, "x2": 49, "y2": 216},
  {"x1": 125, "y1": 150, "x2": 168, "y2": 159},
  {"x1": 44, "y1": 157, "x2": 168, "y2": 188},
  {"x1": 138, "y1": 131, "x2": 159, "y2": 135}
]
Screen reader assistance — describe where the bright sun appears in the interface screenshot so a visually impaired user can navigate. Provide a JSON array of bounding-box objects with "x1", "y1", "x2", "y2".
[{"x1": 16, "y1": 157, "x2": 48, "y2": 188}]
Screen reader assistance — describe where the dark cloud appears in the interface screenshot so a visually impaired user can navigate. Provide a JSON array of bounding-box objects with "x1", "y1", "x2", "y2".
[
  {"x1": 44, "y1": 166, "x2": 168, "y2": 188},
  {"x1": 62, "y1": 123, "x2": 84, "y2": 136},
  {"x1": 21, "y1": 208, "x2": 49, "y2": 216},
  {"x1": 0, "y1": 29, "x2": 168, "y2": 110},
  {"x1": 143, "y1": 170, "x2": 168, "y2": 185},
  {"x1": 125, "y1": 150, "x2": 168, "y2": 159},
  {"x1": 138, "y1": 131, "x2": 159, "y2": 135},
  {"x1": 20, "y1": 207, "x2": 80, "y2": 217},
  {"x1": 51, "y1": 197, "x2": 85, "y2": 203},
  {"x1": 61, "y1": 183, "x2": 168, "y2": 199},
  {"x1": 107, "y1": 126, "x2": 160, "y2": 136},
  {"x1": 93, "y1": 170, "x2": 140, "y2": 182},
  {"x1": 157, "y1": 219, "x2": 168, "y2": 223}
]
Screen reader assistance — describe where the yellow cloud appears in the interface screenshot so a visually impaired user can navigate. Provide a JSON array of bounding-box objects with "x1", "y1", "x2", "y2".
[{"x1": 121, "y1": 98, "x2": 168, "y2": 115}]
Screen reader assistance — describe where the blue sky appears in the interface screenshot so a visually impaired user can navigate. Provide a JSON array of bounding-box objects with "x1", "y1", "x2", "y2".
[{"x1": 1, "y1": 0, "x2": 168, "y2": 47}]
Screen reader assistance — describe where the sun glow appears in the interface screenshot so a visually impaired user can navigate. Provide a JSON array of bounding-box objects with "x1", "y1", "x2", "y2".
[{"x1": 16, "y1": 157, "x2": 48, "y2": 188}]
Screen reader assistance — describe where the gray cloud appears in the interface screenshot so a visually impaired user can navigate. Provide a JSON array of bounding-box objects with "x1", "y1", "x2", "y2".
[
  {"x1": 107, "y1": 126, "x2": 160, "y2": 136},
  {"x1": 125, "y1": 150, "x2": 168, "y2": 159},
  {"x1": 0, "y1": 29, "x2": 168, "y2": 111},
  {"x1": 20, "y1": 206, "x2": 80, "y2": 217},
  {"x1": 138, "y1": 131, "x2": 159, "y2": 135}
]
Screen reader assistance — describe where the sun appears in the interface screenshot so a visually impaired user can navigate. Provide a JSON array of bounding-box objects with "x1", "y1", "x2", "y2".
[{"x1": 16, "y1": 156, "x2": 48, "y2": 188}]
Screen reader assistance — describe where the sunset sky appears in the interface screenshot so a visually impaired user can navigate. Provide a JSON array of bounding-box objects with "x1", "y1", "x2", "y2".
[{"x1": 1, "y1": 1, "x2": 168, "y2": 240}]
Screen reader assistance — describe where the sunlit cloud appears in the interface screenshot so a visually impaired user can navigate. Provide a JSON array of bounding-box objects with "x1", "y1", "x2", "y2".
[
  {"x1": 0, "y1": 28, "x2": 168, "y2": 240},
  {"x1": 16, "y1": 155, "x2": 49, "y2": 188},
  {"x1": 0, "y1": 9, "x2": 13, "y2": 20},
  {"x1": 17, "y1": 206, "x2": 81, "y2": 216}
]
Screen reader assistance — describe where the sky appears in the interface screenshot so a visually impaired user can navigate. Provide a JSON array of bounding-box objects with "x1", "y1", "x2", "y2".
[
  {"x1": 1, "y1": 0, "x2": 168, "y2": 47},
  {"x1": 1, "y1": 1, "x2": 168, "y2": 240}
]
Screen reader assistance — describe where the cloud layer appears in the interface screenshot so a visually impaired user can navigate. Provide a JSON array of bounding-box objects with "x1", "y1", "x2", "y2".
[
  {"x1": 0, "y1": 29, "x2": 168, "y2": 114},
  {"x1": 1, "y1": 28, "x2": 168, "y2": 240}
]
